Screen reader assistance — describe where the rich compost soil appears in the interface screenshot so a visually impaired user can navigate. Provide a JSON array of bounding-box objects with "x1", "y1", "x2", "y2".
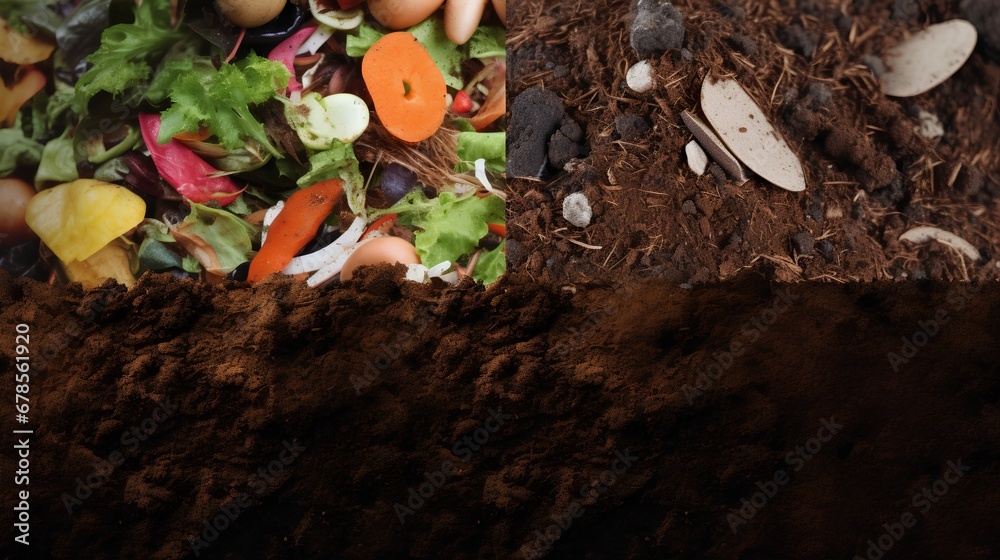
[
  {"x1": 2, "y1": 269, "x2": 999, "y2": 559},
  {"x1": 506, "y1": 0, "x2": 1000, "y2": 284}
]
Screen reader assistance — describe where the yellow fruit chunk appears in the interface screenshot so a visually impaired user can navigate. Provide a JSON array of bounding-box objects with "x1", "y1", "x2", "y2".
[
  {"x1": 0, "y1": 20, "x2": 56, "y2": 65},
  {"x1": 62, "y1": 238, "x2": 137, "y2": 290},
  {"x1": 25, "y1": 179, "x2": 146, "y2": 263}
]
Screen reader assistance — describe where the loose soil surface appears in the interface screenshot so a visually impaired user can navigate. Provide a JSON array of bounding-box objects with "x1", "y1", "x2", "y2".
[
  {"x1": 506, "y1": 0, "x2": 1000, "y2": 284},
  {"x1": 2, "y1": 269, "x2": 999, "y2": 559}
]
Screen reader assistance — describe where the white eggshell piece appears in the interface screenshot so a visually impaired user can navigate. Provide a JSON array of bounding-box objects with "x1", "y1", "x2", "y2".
[
  {"x1": 323, "y1": 93, "x2": 370, "y2": 143},
  {"x1": 626, "y1": 61, "x2": 656, "y2": 93},
  {"x1": 916, "y1": 109, "x2": 944, "y2": 139},
  {"x1": 563, "y1": 192, "x2": 592, "y2": 228},
  {"x1": 701, "y1": 76, "x2": 806, "y2": 192},
  {"x1": 880, "y1": 20, "x2": 977, "y2": 98},
  {"x1": 899, "y1": 226, "x2": 981, "y2": 262},
  {"x1": 685, "y1": 140, "x2": 708, "y2": 176}
]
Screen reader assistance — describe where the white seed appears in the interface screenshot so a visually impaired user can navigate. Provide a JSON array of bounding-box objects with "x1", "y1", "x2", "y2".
[
  {"x1": 880, "y1": 20, "x2": 978, "y2": 98},
  {"x1": 700, "y1": 76, "x2": 806, "y2": 192},
  {"x1": 626, "y1": 61, "x2": 656, "y2": 93},
  {"x1": 685, "y1": 140, "x2": 708, "y2": 175},
  {"x1": 899, "y1": 226, "x2": 981, "y2": 262},
  {"x1": 562, "y1": 192, "x2": 592, "y2": 228}
]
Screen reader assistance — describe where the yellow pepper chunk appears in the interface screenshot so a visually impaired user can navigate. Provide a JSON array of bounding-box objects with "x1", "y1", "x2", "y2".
[{"x1": 25, "y1": 179, "x2": 146, "y2": 263}]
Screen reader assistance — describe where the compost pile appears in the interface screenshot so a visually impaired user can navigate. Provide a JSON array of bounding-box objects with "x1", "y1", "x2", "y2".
[
  {"x1": 2, "y1": 269, "x2": 1000, "y2": 559},
  {"x1": 507, "y1": 0, "x2": 1000, "y2": 284}
]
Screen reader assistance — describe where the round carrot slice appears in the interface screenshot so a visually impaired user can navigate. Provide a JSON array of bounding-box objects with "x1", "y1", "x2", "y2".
[{"x1": 362, "y1": 32, "x2": 446, "y2": 143}]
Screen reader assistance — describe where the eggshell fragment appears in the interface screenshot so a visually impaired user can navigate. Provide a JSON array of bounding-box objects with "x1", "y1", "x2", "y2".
[
  {"x1": 880, "y1": 20, "x2": 978, "y2": 98},
  {"x1": 626, "y1": 61, "x2": 655, "y2": 93},
  {"x1": 899, "y1": 226, "x2": 981, "y2": 262},
  {"x1": 700, "y1": 77, "x2": 806, "y2": 192},
  {"x1": 368, "y1": 0, "x2": 444, "y2": 30},
  {"x1": 340, "y1": 236, "x2": 421, "y2": 281},
  {"x1": 562, "y1": 192, "x2": 592, "y2": 228}
]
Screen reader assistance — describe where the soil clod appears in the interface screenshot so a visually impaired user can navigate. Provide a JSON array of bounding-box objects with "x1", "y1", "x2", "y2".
[{"x1": 630, "y1": 0, "x2": 686, "y2": 58}]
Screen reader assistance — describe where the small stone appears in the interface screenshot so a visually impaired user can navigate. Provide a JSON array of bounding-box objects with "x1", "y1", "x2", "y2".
[
  {"x1": 553, "y1": 65, "x2": 570, "y2": 78},
  {"x1": 791, "y1": 232, "x2": 815, "y2": 254},
  {"x1": 630, "y1": 0, "x2": 686, "y2": 59},
  {"x1": 685, "y1": 140, "x2": 708, "y2": 175},
  {"x1": 817, "y1": 239, "x2": 834, "y2": 260},
  {"x1": 916, "y1": 109, "x2": 944, "y2": 139},
  {"x1": 708, "y1": 163, "x2": 727, "y2": 186},
  {"x1": 681, "y1": 199, "x2": 698, "y2": 214},
  {"x1": 626, "y1": 61, "x2": 656, "y2": 93},
  {"x1": 728, "y1": 33, "x2": 757, "y2": 56},
  {"x1": 562, "y1": 192, "x2": 593, "y2": 228},
  {"x1": 615, "y1": 114, "x2": 650, "y2": 142}
]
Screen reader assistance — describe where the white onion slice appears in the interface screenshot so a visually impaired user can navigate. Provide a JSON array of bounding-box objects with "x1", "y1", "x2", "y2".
[
  {"x1": 475, "y1": 158, "x2": 506, "y2": 200},
  {"x1": 284, "y1": 216, "x2": 366, "y2": 275},
  {"x1": 260, "y1": 201, "x2": 284, "y2": 245},
  {"x1": 297, "y1": 25, "x2": 335, "y2": 56},
  {"x1": 306, "y1": 233, "x2": 382, "y2": 287}
]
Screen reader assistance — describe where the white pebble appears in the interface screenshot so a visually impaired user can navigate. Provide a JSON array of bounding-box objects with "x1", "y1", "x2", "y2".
[
  {"x1": 917, "y1": 109, "x2": 944, "y2": 139},
  {"x1": 562, "y1": 192, "x2": 593, "y2": 228},
  {"x1": 685, "y1": 140, "x2": 708, "y2": 175},
  {"x1": 626, "y1": 61, "x2": 656, "y2": 93}
]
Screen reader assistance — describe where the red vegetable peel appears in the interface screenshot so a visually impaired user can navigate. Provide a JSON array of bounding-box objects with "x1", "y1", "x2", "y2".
[
  {"x1": 138, "y1": 113, "x2": 242, "y2": 206},
  {"x1": 268, "y1": 26, "x2": 317, "y2": 94}
]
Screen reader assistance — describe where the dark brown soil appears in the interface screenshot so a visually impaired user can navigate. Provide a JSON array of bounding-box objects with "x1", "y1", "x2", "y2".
[
  {"x1": 2, "y1": 269, "x2": 1000, "y2": 559},
  {"x1": 506, "y1": 0, "x2": 1000, "y2": 284}
]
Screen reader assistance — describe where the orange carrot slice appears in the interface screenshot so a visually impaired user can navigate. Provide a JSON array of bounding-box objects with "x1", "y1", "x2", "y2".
[{"x1": 362, "y1": 32, "x2": 446, "y2": 143}]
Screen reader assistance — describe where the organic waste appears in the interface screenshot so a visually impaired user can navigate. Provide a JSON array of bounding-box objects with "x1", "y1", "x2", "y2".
[{"x1": 0, "y1": 0, "x2": 507, "y2": 289}]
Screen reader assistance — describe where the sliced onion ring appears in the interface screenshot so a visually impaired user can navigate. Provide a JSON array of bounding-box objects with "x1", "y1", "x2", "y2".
[{"x1": 284, "y1": 216, "x2": 366, "y2": 275}]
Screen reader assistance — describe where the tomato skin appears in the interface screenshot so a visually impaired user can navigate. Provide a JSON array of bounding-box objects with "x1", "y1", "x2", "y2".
[
  {"x1": 452, "y1": 90, "x2": 473, "y2": 114},
  {"x1": 0, "y1": 178, "x2": 37, "y2": 247}
]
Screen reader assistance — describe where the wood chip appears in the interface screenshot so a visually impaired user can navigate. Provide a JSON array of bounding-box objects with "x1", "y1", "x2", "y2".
[
  {"x1": 681, "y1": 110, "x2": 749, "y2": 184},
  {"x1": 700, "y1": 76, "x2": 806, "y2": 192},
  {"x1": 880, "y1": 20, "x2": 977, "y2": 98},
  {"x1": 899, "y1": 226, "x2": 981, "y2": 262}
]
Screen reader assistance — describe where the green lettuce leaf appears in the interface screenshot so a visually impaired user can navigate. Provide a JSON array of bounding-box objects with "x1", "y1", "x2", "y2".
[
  {"x1": 345, "y1": 20, "x2": 384, "y2": 57},
  {"x1": 297, "y1": 142, "x2": 366, "y2": 216},
  {"x1": 0, "y1": 116, "x2": 43, "y2": 177},
  {"x1": 456, "y1": 131, "x2": 505, "y2": 174},
  {"x1": 390, "y1": 190, "x2": 505, "y2": 279},
  {"x1": 35, "y1": 131, "x2": 78, "y2": 189},
  {"x1": 155, "y1": 53, "x2": 290, "y2": 158},
  {"x1": 468, "y1": 27, "x2": 505, "y2": 59},
  {"x1": 175, "y1": 203, "x2": 259, "y2": 274},
  {"x1": 3, "y1": 0, "x2": 59, "y2": 34},
  {"x1": 473, "y1": 240, "x2": 505, "y2": 284},
  {"x1": 181, "y1": 255, "x2": 202, "y2": 274},
  {"x1": 73, "y1": 0, "x2": 188, "y2": 113},
  {"x1": 138, "y1": 237, "x2": 183, "y2": 272}
]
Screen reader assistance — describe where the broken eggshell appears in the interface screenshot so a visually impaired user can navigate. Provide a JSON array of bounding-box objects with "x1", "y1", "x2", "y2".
[
  {"x1": 879, "y1": 20, "x2": 978, "y2": 98},
  {"x1": 700, "y1": 76, "x2": 806, "y2": 192},
  {"x1": 626, "y1": 61, "x2": 656, "y2": 93},
  {"x1": 562, "y1": 192, "x2": 592, "y2": 228},
  {"x1": 899, "y1": 226, "x2": 981, "y2": 262}
]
